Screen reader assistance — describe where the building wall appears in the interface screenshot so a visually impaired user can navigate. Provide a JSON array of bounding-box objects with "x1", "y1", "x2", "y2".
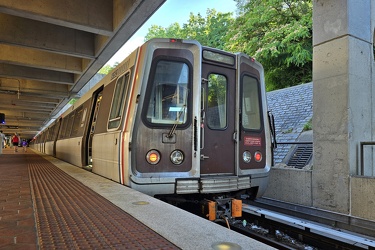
[{"x1": 264, "y1": 0, "x2": 375, "y2": 222}]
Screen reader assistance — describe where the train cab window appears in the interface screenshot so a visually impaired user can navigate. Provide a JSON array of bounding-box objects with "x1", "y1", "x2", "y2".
[
  {"x1": 108, "y1": 72, "x2": 130, "y2": 129},
  {"x1": 241, "y1": 75, "x2": 261, "y2": 130},
  {"x1": 145, "y1": 60, "x2": 190, "y2": 125},
  {"x1": 207, "y1": 73, "x2": 227, "y2": 129}
]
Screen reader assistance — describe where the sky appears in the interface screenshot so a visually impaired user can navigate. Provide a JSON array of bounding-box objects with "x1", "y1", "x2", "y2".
[{"x1": 106, "y1": 0, "x2": 237, "y2": 66}]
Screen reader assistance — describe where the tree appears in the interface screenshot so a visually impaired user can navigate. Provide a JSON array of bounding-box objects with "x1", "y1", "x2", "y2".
[
  {"x1": 98, "y1": 62, "x2": 120, "y2": 75},
  {"x1": 145, "y1": 23, "x2": 184, "y2": 41},
  {"x1": 144, "y1": 1, "x2": 312, "y2": 91},
  {"x1": 98, "y1": 64, "x2": 115, "y2": 75},
  {"x1": 226, "y1": 0, "x2": 312, "y2": 90},
  {"x1": 145, "y1": 9, "x2": 234, "y2": 50}
]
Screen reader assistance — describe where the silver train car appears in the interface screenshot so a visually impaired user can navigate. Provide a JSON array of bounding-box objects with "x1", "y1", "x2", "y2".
[{"x1": 31, "y1": 38, "x2": 275, "y2": 218}]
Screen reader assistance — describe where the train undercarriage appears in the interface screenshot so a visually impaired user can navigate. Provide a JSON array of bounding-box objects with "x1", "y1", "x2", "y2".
[{"x1": 155, "y1": 187, "x2": 259, "y2": 222}]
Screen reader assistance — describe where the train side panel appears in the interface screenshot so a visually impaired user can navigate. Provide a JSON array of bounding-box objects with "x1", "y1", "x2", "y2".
[
  {"x1": 90, "y1": 49, "x2": 139, "y2": 182},
  {"x1": 45, "y1": 141, "x2": 54, "y2": 155},
  {"x1": 55, "y1": 95, "x2": 93, "y2": 167},
  {"x1": 44, "y1": 119, "x2": 61, "y2": 156},
  {"x1": 237, "y1": 53, "x2": 271, "y2": 197},
  {"x1": 56, "y1": 137, "x2": 84, "y2": 167}
]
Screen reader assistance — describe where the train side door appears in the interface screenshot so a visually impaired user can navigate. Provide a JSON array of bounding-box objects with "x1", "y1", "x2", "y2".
[
  {"x1": 200, "y1": 63, "x2": 236, "y2": 175},
  {"x1": 86, "y1": 89, "x2": 103, "y2": 167}
]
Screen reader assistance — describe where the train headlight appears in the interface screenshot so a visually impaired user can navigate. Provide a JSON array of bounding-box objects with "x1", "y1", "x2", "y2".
[
  {"x1": 146, "y1": 150, "x2": 161, "y2": 165},
  {"x1": 254, "y1": 151, "x2": 262, "y2": 162},
  {"x1": 170, "y1": 150, "x2": 184, "y2": 165},
  {"x1": 243, "y1": 151, "x2": 251, "y2": 163}
]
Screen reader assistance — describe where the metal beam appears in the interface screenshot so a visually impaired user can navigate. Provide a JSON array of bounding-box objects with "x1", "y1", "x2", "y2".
[
  {"x1": 0, "y1": 0, "x2": 166, "y2": 138},
  {"x1": 0, "y1": 64, "x2": 75, "y2": 85},
  {"x1": 71, "y1": 0, "x2": 166, "y2": 93},
  {"x1": 0, "y1": 44, "x2": 84, "y2": 74},
  {"x1": 0, "y1": 0, "x2": 113, "y2": 35},
  {"x1": 0, "y1": 14, "x2": 96, "y2": 58}
]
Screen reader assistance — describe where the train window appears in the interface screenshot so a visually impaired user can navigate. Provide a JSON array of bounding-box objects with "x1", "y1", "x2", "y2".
[
  {"x1": 207, "y1": 73, "x2": 227, "y2": 129},
  {"x1": 45, "y1": 128, "x2": 50, "y2": 142},
  {"x1": 108, "y1": 72, "x2": 130, "y2": 129},
  {"x1": 58, "y1": 118, "x2": 67, "y2": 139},
  {"x1": 203, "y1": 50, "x2": 235, "y2": 66},
  {"x1": 71, "y1": 106, "x2": 83, "y2": 137},
  {"x1": 65, "y1": 112, "x2": 75, "y2": 138},
  {"x1": 47, "y1": 125, "x2": 54, "y2": 141},
  {"x1": 145, "y1": 60, "x2": 190, "y2": 125},
  {"x1": 51, "y1": 124, "x2": 57, "y2": 141},
  {"x1": 52, "y1": 120, "x2": 60, "y2": 139},
  {"x1": 241, "y1": 75, "x2": 261, "y2": 130}
]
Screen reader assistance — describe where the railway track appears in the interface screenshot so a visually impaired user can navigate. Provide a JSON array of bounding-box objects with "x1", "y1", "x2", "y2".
[
  {"x1": 225, "y1": 203, "x2": 375, "y2": 250},
  {"x1": 163, "y1": 196, "x2": 375, "y2": 249}
]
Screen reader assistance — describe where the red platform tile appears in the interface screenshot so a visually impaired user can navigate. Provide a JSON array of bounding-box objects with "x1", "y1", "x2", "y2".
[{"x1": 1, "y1": 149, "x2": 180, "y2": 249}]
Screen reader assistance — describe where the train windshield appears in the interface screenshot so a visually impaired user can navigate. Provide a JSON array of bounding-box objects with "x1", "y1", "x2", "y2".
[{"x1": 145, "y1": 60, "x2": 190, "y2": 125}]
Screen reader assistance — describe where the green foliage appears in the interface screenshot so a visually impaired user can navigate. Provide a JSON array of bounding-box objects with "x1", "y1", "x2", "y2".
[
  {"x1": 145, "y1": 9, "x2": 234, "y2": 50},
  {"x1": 69, "y1": 98, "x2": 77, "y2": 105},
  {"x1": 303, "y1": 118, "x2": 312, "y2": 131},
  {"x1": 207, "y1": 74, "x2": 227, "y2": 107},
  {"x1": 98, "y1": 64, "x2": 116, "y2": 75},
  {"x1": 145, "y1": 23, "x2": 184, "y2": 40},
  {"x1": 227, "y1": 0, "x2": 312, "y2": 90},
  {"x1": 144, "y1": 0, "x2": 313, "y2": 91}
]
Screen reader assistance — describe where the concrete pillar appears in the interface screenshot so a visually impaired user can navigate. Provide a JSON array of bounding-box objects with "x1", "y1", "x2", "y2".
[{"x1": 312, "y1": 0, "x2": 373, "y2": 213}]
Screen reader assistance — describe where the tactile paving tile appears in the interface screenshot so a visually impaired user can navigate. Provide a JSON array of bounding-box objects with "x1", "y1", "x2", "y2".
[
  {"x1": 27, "y1": 154, "x2": 179, "y2": 249},
  {"x1": 0, "y1": 150, "x2": 38, "y2": 249}
]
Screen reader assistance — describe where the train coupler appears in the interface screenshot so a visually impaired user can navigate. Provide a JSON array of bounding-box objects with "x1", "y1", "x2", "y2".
[{"x1": 201, "y1": 198, "x2": 242, "y2": 222}]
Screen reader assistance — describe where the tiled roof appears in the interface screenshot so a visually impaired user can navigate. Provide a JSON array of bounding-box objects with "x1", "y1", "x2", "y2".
[{"x1": 267, "y1": 82, "x2": 313, "y2": 164}]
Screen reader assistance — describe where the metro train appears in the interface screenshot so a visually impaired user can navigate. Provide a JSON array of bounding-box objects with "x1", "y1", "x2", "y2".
[{"x1": 31, "y1": 38, "x2": 276, "y2": 220}]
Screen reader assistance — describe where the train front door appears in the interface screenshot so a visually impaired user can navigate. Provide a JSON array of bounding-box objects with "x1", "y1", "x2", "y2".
[{"x1": 200, "y1": 63, "x2": 236, "y2": 175}]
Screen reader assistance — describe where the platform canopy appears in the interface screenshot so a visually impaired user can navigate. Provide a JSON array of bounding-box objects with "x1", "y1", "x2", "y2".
[{"x1": 0, "y1": 0, "x2": 165, "y2": 138}]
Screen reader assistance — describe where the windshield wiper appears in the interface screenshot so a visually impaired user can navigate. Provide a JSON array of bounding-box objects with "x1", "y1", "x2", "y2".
[{"x1": 166, "y1": 105, "x2": 186, "y2": 138}]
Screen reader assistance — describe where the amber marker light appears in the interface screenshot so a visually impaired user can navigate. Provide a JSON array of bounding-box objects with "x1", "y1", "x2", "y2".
[
  {"x1": 146, "y1": 150, "x2": 161, "y2": 165},
  {"x1": 254, "y1": 151, "x2": 262, "y2": 162}
]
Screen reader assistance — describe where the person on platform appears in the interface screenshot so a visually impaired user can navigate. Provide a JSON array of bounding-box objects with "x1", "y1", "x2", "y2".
[
  {"x1": 0, "y1": 130, "x2": 5, "y2": 155},
  {"x1": 22, "y1": 139, "x2": 28, "y2": 152},
  {"x1": 11, "y1": 133, "x2": 19, "y2": 152}
]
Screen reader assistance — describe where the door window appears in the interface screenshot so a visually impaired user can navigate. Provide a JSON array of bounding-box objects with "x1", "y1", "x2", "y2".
[
  {"x1": 108, "y1": 73, "x2": 130, "y2": 129},
  {"x1": 207, "y1": 73, "x2": 227, "y2": 129},
  {"x1": 242, "y1": 75, "x2": 261, "y2": 130}
]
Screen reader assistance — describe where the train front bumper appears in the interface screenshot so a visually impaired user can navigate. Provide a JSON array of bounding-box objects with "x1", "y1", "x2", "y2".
[{"x1": 175, "y1": 176, "x2": 251, "y2": 194}]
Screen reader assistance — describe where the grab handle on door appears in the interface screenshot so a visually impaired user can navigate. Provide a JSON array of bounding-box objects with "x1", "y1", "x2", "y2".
[
  {"x1": 200, "y1": 110, "x2": 205, "y2": 149},
  {"x1": 233, "y1": 131, "x2": 238, "y2": 143},
  {"x1": 200, "y1": 154, "x2": 209, "y2": 160}
]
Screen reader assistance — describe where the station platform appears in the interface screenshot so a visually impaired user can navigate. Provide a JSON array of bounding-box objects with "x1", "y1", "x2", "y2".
[{"x1": 0, "y1": 148, "x2": 273, "y2": 249}]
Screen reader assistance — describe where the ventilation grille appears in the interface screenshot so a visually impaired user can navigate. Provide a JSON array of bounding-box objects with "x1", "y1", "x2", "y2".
[{"x1": 287, "y1": 145, "x2": 313, "y2": 169}]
